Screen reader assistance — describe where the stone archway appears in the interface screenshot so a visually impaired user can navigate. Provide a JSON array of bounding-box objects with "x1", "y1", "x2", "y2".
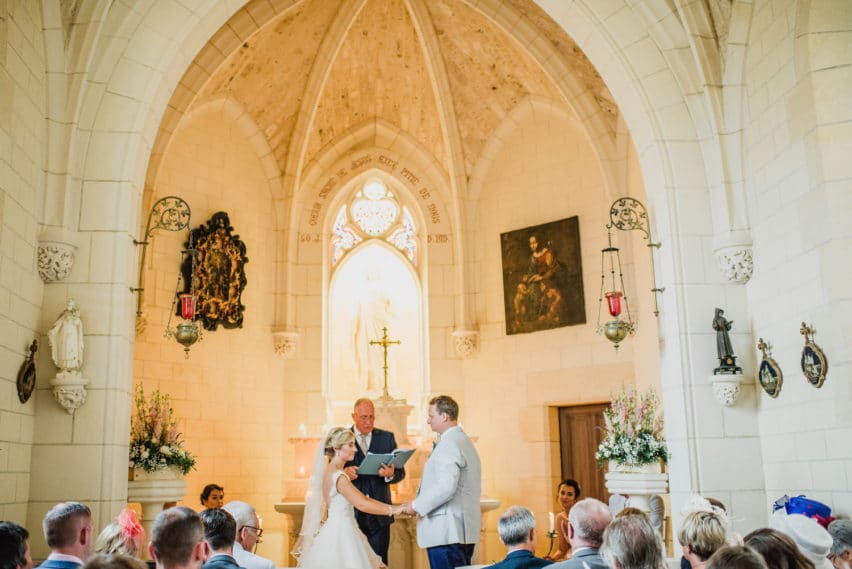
[{"x1": 29, "y1": 0, "x2": 772, "y2": 555}]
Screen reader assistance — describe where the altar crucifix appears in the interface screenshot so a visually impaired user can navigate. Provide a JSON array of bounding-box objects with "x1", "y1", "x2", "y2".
[{"x1": 370, "y1": 326, "x2": 401, "y2": 400}]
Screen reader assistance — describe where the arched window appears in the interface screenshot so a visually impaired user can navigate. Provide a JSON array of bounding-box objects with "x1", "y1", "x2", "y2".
[{"x1": 330, "y1": 179, "x2": 417, "y2": 266}]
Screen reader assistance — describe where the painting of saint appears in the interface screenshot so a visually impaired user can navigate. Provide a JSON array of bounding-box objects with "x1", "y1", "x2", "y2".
[{"x1": 501, "y1": 217, "x2": 586, "y2": 335}]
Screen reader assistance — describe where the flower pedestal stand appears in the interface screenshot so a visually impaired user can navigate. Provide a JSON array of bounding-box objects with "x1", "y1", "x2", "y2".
[
  {"x1": 127, "y1": 467, "x2": 186, "y2": 559},
  {"x1": 604, "y1": 461, "x2": 669, "y2": 513}
]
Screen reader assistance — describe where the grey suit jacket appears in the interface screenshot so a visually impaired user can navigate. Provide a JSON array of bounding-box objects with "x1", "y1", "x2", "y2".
[
  {"x1": 550, "y1": 547, "x2": 608, "y2": 569},
  {"x1": 411, "y1": 426, "x2": 482, "y2": 548}
]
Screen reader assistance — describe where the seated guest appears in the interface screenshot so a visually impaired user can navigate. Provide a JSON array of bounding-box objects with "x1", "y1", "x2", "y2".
[
  {"x1": 82, "y1": 555, "x2": 146, "y2": 569},
  {"x1": 609, "y1": 494, "x2": 664, "y2": 535},
  {"x1": 600, "y1": 513, "x2": 666, "y2": 569},
  {"x1": 200, "y1": 509, "x2": 240, "y2": 569},
  {"x1": 679, "y1": 496, "x2": 731, "y2": 569},
  {"x1": 744, "y1": 528, "x2": 816, "y2": 569},
  {"x1": 679, "y1": 510, "x2": 729, "y2": 569},
  {"x1": 221, "y1": 501, "x2": 273, "y2": 569},
  {"x1": 551, "y1": 498, "x2": 612, "y2": 569},
  {"x1": 1, "y1": 521, "x2": 34, "y2": 569},
  {"x1": 706, "y1": 546, "x2": 768, "y2": 569},
  {"x1": 39, "y1": 502, "x2": 94, "y2": 569},
  {"x1": 549, "y1": 480, "x2": 580, "y2": 561},
  {"x1": 829, "y1": 521, "x2": 852, "y2": 569},
  {"x1": 199, "y1": 485, "x2": 224, "y2": 510},
  {"x1": 148, "y1": 507, "x2": 206, "y2": 569},
  {"x1": 486, "y1": 506, "x2": 553, "y2": 569},
  {"x1": 94, "y1": 509, "x2": 145, "y2": 557},
  {"x1": 771, "y1": 511, "x2": 833, "y2": 569}
]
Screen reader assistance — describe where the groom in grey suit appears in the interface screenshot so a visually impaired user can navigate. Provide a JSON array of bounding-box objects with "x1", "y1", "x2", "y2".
[
  {"x1": 550, "y1": 499, "x2": 612, "y2": 569},
  {"x1": 402, "y1": 395, "x2": 481, "y2": 569}
]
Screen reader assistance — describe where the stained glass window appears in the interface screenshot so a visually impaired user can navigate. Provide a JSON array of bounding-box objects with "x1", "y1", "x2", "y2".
[
  {"x1": 351, "y1": 181, "x2": 399, "y2": 236},
  {"x1": 331, "y1": 205, "x2": 362, "y2": 266},
  {"x1": 387, "y1": 206, "x2": 417, "y2": 264},
  {"x1": 330, "y1": 179, "x2": 418, "y2": 267}
]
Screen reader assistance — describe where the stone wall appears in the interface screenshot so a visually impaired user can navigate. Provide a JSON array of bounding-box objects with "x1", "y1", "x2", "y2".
[
  {"x1": 0, "y1": 0, "x2": 45, "y2": 523},
  {"x1": 743, "y1": 0, "x2": 852, "y2": 513}
]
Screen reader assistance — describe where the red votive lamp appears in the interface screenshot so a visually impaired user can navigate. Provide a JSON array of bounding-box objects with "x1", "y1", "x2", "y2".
[
  {"x1": 179, "y1": 293, "x2": 196, "y2": 320},
  {"x1": 605, "y1": 291, "x2": 623, "y2": 317}
]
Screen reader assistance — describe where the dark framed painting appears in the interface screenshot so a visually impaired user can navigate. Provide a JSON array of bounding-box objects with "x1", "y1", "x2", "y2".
[
  {"x1": 500, "y1": 216, "x2": 586, "y2": 335},
  {"x1": 179, "y1": 212, "x2": 249, "y2": 331}
]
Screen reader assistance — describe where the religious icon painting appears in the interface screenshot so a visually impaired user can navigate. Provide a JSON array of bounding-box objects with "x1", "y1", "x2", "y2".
[
  {"x1": 799, "y1": 322, "x2": 827, "y2": 388},
  {"x1": 757, "y1": 337, "x2": 782, "y2": 398},
  {"x1": 16, "y1": 340, "x2": 37, "y2": 404},
  {"x1": 500, "y1": 216, "x2": 586, "y2": 335},
  {"x1": 179, "y1": 212, "x2": 249, "y2": 331}
]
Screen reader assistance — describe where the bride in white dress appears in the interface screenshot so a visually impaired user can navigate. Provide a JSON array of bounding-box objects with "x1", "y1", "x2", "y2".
[{"x1": 294, "y1": 427, "x2": 404, "y2": 569}]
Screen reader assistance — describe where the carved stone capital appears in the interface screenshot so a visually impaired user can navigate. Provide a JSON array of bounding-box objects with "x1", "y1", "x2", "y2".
[
  {"x1": 451, "y1": 330, "x2": 478, "y2": 359},
  {"x1": 273, "y1": 330, "x2": 299, "y2": 358},
  {"x1": 37, "y1": 242, "x2": 76, "y2": 282},
  {"x1": 714, "y1": 245, "x2": 753, "y2": 284},
  {"x1": 50, "y1": 370, "x2": 89, "y2": 414}
]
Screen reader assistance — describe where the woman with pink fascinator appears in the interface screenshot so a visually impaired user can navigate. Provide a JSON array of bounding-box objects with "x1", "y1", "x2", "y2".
[{"x1": 94, "y1": 508, "x2": 146, "y2": 557}]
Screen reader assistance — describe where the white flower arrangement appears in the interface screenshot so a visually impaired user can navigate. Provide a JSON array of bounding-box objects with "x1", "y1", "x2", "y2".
[
  {"x1": 596, "y1": 386, "x2": 669, "y2": 468},
  {"x1": 129, "y1": 386, "x2": 196, "y2": 474}
]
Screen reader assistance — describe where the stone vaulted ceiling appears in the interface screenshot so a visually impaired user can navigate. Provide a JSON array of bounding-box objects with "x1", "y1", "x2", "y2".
[{"x1": 189, "y1": 0, "x2": 618, "y2": 182}]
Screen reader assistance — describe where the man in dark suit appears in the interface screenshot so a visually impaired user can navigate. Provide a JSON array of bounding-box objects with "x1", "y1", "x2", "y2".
[
  {"x1": 343, "y1": 397, "x2": 405, "y2": 564},
  {"x1": 37, "y1": 502, "x2": 92, "y2": 569},
  {"x1": 149, "y1": 507, "x2": 207, "y2": 569},
  {"x1": 551, "y1": 499, "x2": 612, "y2": 569},
  {"x1": 487, "y1": 506, "x2": 553, "y2": 569},
  {"x1": 200, "y1": 509, "x2": 242, "y2": 569}
]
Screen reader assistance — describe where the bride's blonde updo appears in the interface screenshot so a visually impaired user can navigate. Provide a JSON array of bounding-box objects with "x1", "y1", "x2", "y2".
[{"x1": 324, "y1": 427, "x2": 354, "y2": 457}]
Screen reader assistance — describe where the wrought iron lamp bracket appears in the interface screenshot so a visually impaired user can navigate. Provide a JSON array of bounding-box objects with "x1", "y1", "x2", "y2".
[
  {"x1": 131, "y1": 197, "x2": 192, "y2": 319},
  {"x1": 607, "y1": 197, "x2": 664, "y2": 316}
]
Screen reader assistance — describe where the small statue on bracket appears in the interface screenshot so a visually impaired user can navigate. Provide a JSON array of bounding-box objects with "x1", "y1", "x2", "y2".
[{"x1": 713, "y1": 308, "x2": 742, "y2": 374}]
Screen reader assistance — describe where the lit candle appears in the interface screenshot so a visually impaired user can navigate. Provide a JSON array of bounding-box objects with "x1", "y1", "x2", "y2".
[
  {"x1": 548, "y1": 511, "x2": 555, "y2": 534},
  {"x1": 298, "y1": 466, "x2": 306, "y2": 478},
  {"x1": 298, "y1": 423, "x2": 307, "y2": 436}
]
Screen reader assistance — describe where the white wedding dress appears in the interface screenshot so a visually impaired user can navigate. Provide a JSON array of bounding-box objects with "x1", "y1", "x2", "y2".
[{"x1": 297, "y1": 470, "x2": 386, "y2": 569}]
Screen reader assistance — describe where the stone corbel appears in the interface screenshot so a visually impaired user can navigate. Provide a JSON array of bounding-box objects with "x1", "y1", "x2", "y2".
[
  {"x1": 50, "y1": 370, "x2": 89, "y2": 414},
  {"x1": 273, "y1": 330, "x2": 300, "y2": 358},
  {"x1": 714, "y1": 245, "x2": 753, "y2": 284},
  {"x1": 451, "y1": 329, "x2": 478, "y2": 359},
  {"x1": 710, "y1": 373, "x2": 751, "y2": 407},
  {"x1": 37, "y1": 228, "x2": 78, "y2": 283}
]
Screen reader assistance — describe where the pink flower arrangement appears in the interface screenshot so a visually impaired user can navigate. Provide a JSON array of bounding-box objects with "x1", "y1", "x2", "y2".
[{"x1": 596, "y1": 385, "x2": 668, "y2": 467}]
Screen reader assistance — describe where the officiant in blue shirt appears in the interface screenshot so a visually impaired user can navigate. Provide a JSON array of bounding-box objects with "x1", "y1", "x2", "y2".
[{"x1": 344, "y1": 398, "x2": 406, "y2": 564}]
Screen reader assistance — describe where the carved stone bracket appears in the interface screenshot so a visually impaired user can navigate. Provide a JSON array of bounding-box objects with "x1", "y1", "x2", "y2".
[
  {"x1": 50, "y1": 370, "x2": 89, "y2": 414},
  {"x1": 710, "y1": 373, "x2": 750, "y2": 407},
  {"x1": 37, "y1": 242, "x2": 76, "y2": 283},
  {"x1": 273, "y1": 330, "x2": 299, "y2": 358},
  {"x1": 451, "y1": 329, "x2": 479, "y2": 359},
  {"x1": 714, "y1": 245, "x2": 753, "y2": 284}
]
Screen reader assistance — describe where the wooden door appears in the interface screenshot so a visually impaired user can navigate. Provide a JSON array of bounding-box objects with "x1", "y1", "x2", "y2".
[{"x1": 558, "y1": 404, "x2": 609, "y2": 503}]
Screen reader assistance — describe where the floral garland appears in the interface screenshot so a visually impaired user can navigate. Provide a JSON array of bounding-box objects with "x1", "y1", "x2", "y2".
[
  {"x1": 129, "y1": 385, "x2": 196, "y2": 474},
  {"x1": 596, "y1": 385, "x2": 668, "y2": 468}
]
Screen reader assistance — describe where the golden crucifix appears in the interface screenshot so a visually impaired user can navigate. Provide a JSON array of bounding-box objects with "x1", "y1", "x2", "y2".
[{"x1": 369, "y1": 326, "x2": 401, "y2": 399}]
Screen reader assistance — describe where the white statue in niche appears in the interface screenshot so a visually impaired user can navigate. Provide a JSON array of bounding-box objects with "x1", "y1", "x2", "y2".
[
  {"x1": 352, "y1": 275, "x2": 397, "y2": 394},
  {"x1": 329, "y1": 244, "x2": 421, "y2": 419},
  {"x1": 47, "y1": 298, "x2": 89, "y2": 414},
  {"x1": 48, "y1": 298, "x2": 84, "y2": 370}
]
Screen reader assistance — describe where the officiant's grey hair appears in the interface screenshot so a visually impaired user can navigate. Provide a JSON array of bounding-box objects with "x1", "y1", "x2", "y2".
[{"x1": 497, "y1": 506, "x2": 536, "y2": 546}]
